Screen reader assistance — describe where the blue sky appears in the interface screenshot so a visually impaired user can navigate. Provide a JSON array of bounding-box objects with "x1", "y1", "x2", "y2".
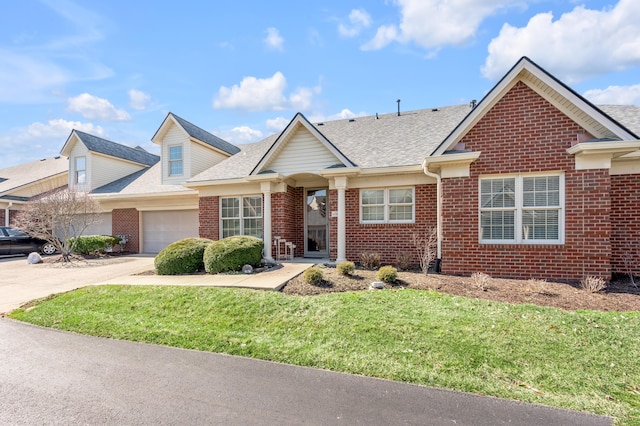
[{"x1": 1, "y1": 0, "x2": 639, "y2": 167}]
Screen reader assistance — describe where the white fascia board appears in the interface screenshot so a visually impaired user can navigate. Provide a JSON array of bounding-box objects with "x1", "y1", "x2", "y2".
[
  {"x1": 566, "y1": 140, "x2": 640, "y2": 156},
  {"x1": 423, "y1": 151, "x2": 481, "y2": 178}
]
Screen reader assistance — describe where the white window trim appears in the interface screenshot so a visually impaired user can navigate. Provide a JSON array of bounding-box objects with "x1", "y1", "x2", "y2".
[
  {"x1": 219, "y1": 195, "x2": 263, "y2": 238},
  {"x1": 168, "y1": 144, "x2": 183, "y2": 177},
  {"x1": 479, "y1": 173, "x2": 565, "y2": 245},
  {"x1": 74, "y1": 156, "x2": 86, "y2": 185},
  {"x1": 360, "y1": 187, "x2": 415, "y2": 224}
]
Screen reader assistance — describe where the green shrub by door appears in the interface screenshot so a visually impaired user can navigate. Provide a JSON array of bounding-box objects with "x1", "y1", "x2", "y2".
[
  {"x1": 155, "y1": 238, "x2": 214, "y2": 275},
  {"x1": 204, "y1": 236, "x2": 264, "y2": 274}
]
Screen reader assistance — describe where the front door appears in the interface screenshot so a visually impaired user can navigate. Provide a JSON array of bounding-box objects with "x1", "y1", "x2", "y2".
[{"x1": 305, "y1": 188, "x2": 328, "y2": 257}]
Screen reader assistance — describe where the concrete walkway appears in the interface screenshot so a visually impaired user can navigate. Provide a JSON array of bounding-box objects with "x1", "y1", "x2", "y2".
[{"x1": 0, "y1": 254, "x2": 314, "y2": 314}]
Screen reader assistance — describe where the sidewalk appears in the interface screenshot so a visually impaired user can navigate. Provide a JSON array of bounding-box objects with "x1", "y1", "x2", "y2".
[{"x1": 97, "y1": 261, "x2": 315, "y2": 290}]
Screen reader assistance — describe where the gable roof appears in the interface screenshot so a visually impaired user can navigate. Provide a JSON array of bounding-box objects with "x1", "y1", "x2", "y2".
[
  {"x1": 251, "y1": 113, "x2": 355, "y2": 175},
  {"x1": 0, "y1": 156, "x2": 68, "y2": 197},
  {"x1": 61, "y1": 130, "x2": 160, "y2": 167},
  {"x1": 152, "y1": 113, "x2": 240, "y2": 156},
  {"x1": 188, "y1": 104, "x2": 472, "y2": 184},
  {"x1": 432, "y1": 57, "x2": 639, "y2": 156},
  {"x1": 90, "y1": 162, "x2": 194, "y2": 196}
]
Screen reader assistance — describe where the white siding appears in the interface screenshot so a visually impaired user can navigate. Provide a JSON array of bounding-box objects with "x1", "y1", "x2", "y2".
[
  {"x1": 69, "y1": 141, "x2": 90, "y2": 190},
  {"x1": 91, "y1": 154, "x2": 145, "y2": 190},
  {"x1": 12, "y1": 174, "x2": 68, "y2": 197},
  {"x1": 161, "y1": 125, "x2": 190, "y2": 184},
  {"x1": 265, "y1": 128, "x2": 341, "y2": 175},
  {"x1": 191, "y1": 141, "x2": 228, "y2": 176},
  {"x1": 142, "y1": 210, "x2": 199, "y2": 253}
]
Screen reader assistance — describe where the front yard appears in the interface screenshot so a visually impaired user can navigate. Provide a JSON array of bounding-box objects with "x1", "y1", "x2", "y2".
[{"x1": 9, "y1": 275, "x2": 640, "y2": 424}]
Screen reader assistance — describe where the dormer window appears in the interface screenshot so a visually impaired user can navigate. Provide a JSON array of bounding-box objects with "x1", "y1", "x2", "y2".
[
  {"x1": 169, "y1": 145, "x2": 183, "y2": 176},
  {"x1": 75, "y1": 157, "x2": 86, "y2": 184}
]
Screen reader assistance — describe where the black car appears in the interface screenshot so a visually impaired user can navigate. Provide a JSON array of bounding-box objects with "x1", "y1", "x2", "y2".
[{"x1": 0, "y1": 227, "x2": 57, "y2": 256}]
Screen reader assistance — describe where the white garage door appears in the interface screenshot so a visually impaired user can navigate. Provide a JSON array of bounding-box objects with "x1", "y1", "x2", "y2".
[
  {"x1": 83, "y1": 213, "x2": 113, "y2": 236},
  {"x1": 142, "y1": 210, "x2": 199, "y2": 253}
]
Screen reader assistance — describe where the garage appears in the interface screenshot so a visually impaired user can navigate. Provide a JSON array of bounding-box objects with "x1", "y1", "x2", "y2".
[
  {"x1": 83, "y1": 213, "x2": 113, "y2": 236},
  {"x1": 141, "y1": 210, "x2": 199, "y2": 253}
]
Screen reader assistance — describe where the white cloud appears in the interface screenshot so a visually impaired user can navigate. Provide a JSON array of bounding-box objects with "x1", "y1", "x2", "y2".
[
  {"x1": 583, "y1": 85, "x2": 640, "y2": 105},
  {"x1": 213, "y1": 72, "x2": 320, "y2": 112},
  {"x1": 26, "y1": 119, "x2": 106, "y2": 139},
  {"x1": 68, "y1": 93, "x2": 131, "y2": 121},
  {"x1": 264, "y1": 27, "x2": 284, "y2": 51},
  {"x1": 218, "y1": 126, "x2": 264, "y2": 144},
  {"x1": 308, "y1": 109, "x2": 362, "y2": 123},
  {"x1": 339, "y1": 9, "x2": 372, "y2": 38},
  {"x1": 266, "y1": 117, "x2": 290, "y2": 132},
  {"x1": 129, "y1": 89, "x2": 151, "y2": 110},
  {"x1": 482, "y1": 0, "x2": 640, "y2": 83},
  {"x1": 362, "y1": 0, "x2": 513, "y2": 51}
]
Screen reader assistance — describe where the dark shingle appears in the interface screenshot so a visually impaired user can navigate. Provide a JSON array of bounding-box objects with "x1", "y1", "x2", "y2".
[
  {"x1": 170, "y1": 113, "x2": 240, "y2": 155},
  {"x1": 74, "y1": 131, "x2": 159, "y2": 166}
]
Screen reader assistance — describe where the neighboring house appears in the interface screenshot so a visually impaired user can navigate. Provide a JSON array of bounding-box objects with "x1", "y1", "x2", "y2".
[
  {"x1": 48, "y1": 57, "x2": 639, "y2": 280},
  {"x1": 0, "y1": 156, "x2": 68, "y2": 226}
]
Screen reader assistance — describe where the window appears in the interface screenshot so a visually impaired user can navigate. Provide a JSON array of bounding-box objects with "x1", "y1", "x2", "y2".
[
  {"x1": 75, "y1": 157, "x2": 86, "y2": 184},
  {"x1": 168, "y1": 145, "x2": 183, "y2": 176},
  {"x1": 480, "y1": 174, "x2": 564, "y2": 244},
  {"x1": 360, "y1": 187, "x2": 414, "y2": 223},
  {"x1": 220, "y1": 196, "x2": 263, "y2": 238}
]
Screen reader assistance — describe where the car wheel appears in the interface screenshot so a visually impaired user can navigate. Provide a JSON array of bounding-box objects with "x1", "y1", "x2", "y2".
[{"x1": 40, "y1": 243, "x2": 57, "y2": 255}]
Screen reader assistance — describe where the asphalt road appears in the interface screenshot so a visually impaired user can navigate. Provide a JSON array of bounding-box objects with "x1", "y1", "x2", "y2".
[{"x1": 0, "y1": 319, "x2": 611, "y2": 425}]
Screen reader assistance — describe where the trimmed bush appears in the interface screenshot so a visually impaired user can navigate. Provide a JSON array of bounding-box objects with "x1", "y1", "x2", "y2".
[
  {"x1": 377, "y1": 265, "x2": 398, "y2": 283},
  {"x1": 69, "y1": 235, "x2": 121, "y2": 255},
  {"x1": 336, "y1": 261, "x2": 355, "y2": 276},
  {"x1": 303, "y1": 266, "x2": 323, "y2": 285},
  {"x1": 204, "y1": 236, "x2": 264, "y2": 274},
  {"x1": 155, "y1": 237, "x2": 214, "y2": 275}
]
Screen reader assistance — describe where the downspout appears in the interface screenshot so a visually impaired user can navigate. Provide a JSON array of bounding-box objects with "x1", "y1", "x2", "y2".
[
  {"x1": 5, "y1": 202, "x2": 12, "y2": 227},
  {"x1": 421, "y1": 161, "x2": 442, "y2": 261}
]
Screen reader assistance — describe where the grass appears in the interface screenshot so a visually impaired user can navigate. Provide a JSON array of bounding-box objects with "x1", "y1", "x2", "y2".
[{"x1": 9, "y1": 286, "x2": 640, "y2": 424}]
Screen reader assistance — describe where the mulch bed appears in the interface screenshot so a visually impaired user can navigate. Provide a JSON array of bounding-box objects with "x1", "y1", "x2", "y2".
[{"x1": 282, "y1": 265, "x2": 640, "y2": 312}]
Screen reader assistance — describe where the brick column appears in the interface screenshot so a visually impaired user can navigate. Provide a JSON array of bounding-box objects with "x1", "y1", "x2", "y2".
[{"x1": 112, "y1": 208, "x2": 140, "y2": 253}]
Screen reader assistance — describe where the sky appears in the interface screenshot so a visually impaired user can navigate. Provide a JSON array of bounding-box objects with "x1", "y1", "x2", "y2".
[{"x1": 1, "y1": 0, "x2": 640, "y2": 167}]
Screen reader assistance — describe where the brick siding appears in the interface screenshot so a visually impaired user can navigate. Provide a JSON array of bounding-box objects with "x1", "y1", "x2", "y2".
[
  {"x1": 611, "y1": 174, "x2": 640, "y2": 276},
  {"x1": 440, "y1": 81, "x2": 612, "y2": 280},
  {"x1": 199, "y1": 196, "x2": 219, "y2": 240},
  {"x1": 112, "y1": 208, "x2": 140, "y2": 253}
]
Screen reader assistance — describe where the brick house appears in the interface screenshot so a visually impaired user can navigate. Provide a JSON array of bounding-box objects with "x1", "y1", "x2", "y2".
[{"x1": 49, "y1": 57, "x2": 640, "y2": 280}]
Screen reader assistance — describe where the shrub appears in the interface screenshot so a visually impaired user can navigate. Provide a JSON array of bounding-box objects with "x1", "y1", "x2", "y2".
[
  {"x1": 68, "y1": 235, "x2": 121, "y2": 254},
  {"x1": 471, "y1": 272, "x2": 491, "y2": 291},
  {"x1": 204, "y1": 236, "x2": 264, "y2": 274},
  {"x1": 396, "y1": 252, "x2": 412, "y2": 271},
  {"x1": 377, "y1": 265, "x2": 398, "y2": 283},
  {"x1": 336, "y1": 261, "x2": 355, "y2": 276},
  {"x1": 580, "y1": 276, "x2": 607, "y2": 293},
  {"x1": 303, "y1": 266, "x2": 324, "y2": 285},
  {"x1": 155, "y1": 238, "x2": 214, "y2": 275},
  {"x1": 360, "y1": 252, "x2": 380, "y2": 270}
]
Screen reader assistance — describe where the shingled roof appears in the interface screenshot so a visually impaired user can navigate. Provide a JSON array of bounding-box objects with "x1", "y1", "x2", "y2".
[
  {"x1": 156, "y1": 113, "x2": 240, "y2": 156},
  {"x1": 73, "y1": 131, "x2": 159, "y2": 167},
  {"x1": 0, "y1": 156, "x2": 68, "y2": 196}
]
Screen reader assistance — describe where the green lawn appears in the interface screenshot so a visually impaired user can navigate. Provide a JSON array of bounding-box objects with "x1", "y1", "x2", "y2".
[{"x1": 10, "y1": 286, "x2": 640, "y2": 424}]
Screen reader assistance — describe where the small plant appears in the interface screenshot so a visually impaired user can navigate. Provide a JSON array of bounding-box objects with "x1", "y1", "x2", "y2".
[
  {"x1": 580, "y1": 276, "x2": 607, "y2": 293},
  {"x1": 526, "y1": 278, "x2": 548, "y2": 294},
  {"x1": 360, "y1": 252, "x2": 380, "y2": 270},
  {"x1": 471, "y1": 272, "x2": 491, "y2": 291},
  {"x1": 412, "y1": 226, "x2": 438, "y2": 275},
  {"x1": 377, "y1": 265, "x2": 398, "y2": 283},
  {"x1": 396, "y1": 252, "x2": 412, "y2": 271},
  {"x1": 303, "y1": 266, "x2": 324, "y2": 285},
  {"x1": 336, "y1": 261, "x2": 355, "y2": 276}
]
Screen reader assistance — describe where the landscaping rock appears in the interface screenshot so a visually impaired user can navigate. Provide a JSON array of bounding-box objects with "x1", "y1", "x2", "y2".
[{"x1": 27, "y1": 252, "x2": 43, "y2": 264}]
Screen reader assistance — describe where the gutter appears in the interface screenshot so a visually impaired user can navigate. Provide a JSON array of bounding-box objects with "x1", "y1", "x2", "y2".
[{"x1": 421, "y1": 161, "x2": 442, "y2": 260}]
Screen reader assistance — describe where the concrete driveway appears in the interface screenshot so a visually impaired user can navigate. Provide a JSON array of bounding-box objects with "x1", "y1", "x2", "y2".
[{"x1": 0, "y1": 254, "x2": 155, "y2": 313}]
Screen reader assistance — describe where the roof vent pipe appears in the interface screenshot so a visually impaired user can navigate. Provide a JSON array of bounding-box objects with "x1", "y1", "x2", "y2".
[
  {"x1": 397, "y1": 99, "x2": 401, "y2": 116},
  {"x1": 469, "y1": 99, "x2": 477, "y2": 109}
]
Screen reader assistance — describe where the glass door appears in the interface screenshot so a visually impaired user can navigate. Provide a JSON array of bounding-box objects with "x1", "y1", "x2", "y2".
[{"x1": 305, "y1": 188, "x2": 328, "y2": 257}]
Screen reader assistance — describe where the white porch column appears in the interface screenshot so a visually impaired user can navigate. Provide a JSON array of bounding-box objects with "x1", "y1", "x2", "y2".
[
  {"x1": 334, "y1": 176, "x2": 348, "y2": 262},
  {"x1": 260, "y1": 181, "x2": 274, "y2": 262}
]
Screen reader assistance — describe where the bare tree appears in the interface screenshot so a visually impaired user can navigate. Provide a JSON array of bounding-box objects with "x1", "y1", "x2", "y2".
[
  {"x1": 14, "y1": 188, "x2": 100, "y2": 262},
  {"x1": 623, "y1": 242, "x2": 638, "y2": 288},
  {"x1": 412, "y1": 226, "x2": 438, "y2": 275}
]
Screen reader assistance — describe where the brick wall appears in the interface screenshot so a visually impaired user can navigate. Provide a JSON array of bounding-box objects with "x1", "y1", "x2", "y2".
[
  {"x1": 112, "y1": 208, "x2": 140, "y2": 253},
  {"x1": 272, "y1": 186, "x2": 304, "y2": 257},
  {"x1": 440, "y1": 81, "x2": 612, "y2": 280},
  {"x1": 199, "y1": 196, "x2": 219, "y2": 240},
  {"x1": 329, "y1": 184, "x2": 437, "y2": 265},
  {"x1": 611, "y1": 174, "x2": 640, "y2": 276}
]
